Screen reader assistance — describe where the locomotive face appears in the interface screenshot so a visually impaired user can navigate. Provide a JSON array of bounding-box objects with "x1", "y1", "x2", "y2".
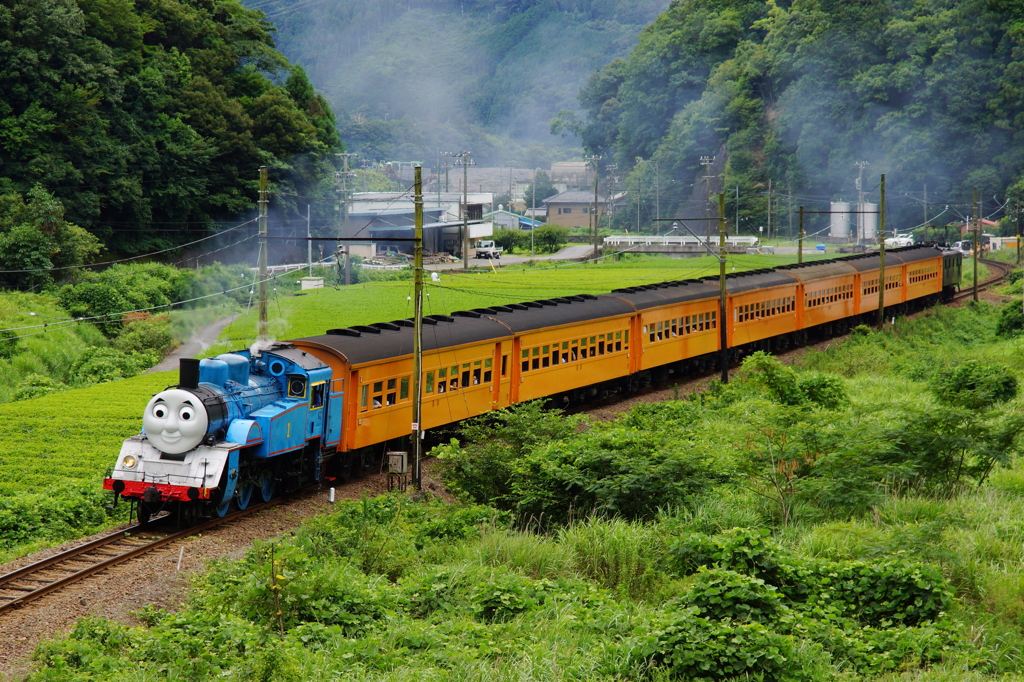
[{"x1": 142, "y1": 389, "x2": 209, "y2": 454}]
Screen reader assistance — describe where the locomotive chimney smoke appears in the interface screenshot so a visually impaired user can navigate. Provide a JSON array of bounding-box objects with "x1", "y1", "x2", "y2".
[{"x1": 179, "y1": 358, "x2": 200, "y2": 389}]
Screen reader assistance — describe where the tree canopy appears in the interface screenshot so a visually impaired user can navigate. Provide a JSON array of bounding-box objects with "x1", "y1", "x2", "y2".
[
  {"x1": 563, "y1": 0, "x2": 1024, "y2": 233},
  {"x1": 0, "y1": 0, "x2": 343, "y2": 254}
]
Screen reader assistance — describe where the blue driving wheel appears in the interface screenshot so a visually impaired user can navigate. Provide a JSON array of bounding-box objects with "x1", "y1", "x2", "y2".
[
  {"x1": 259, "y1": 472, "x2": 275, "y2": 502},
  {"x1": 214, "y1": 497, "x2": 231, "y2": 517},
  {"x1": 236, "y1": 481, "x2": 254, "y2": 510}
]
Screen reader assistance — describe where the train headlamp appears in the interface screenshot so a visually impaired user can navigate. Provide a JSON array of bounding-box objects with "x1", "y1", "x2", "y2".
[{"x1": 122, "y1": 455, "x2": 138, "y2": 469}]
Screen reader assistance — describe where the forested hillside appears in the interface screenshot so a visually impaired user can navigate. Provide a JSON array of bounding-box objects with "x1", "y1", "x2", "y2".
[
  {"x1": 559, "y1": 0, "x2": 1024, "y2": 231},
  {"x1": 0, "y1": 0, "x2": 342, "y2": 254},
  {"x1": 247, "y1": 0, "x2": 668, "y2": 166}
]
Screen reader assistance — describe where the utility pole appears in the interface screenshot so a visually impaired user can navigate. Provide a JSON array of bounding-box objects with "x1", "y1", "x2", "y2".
[
  {"x1": 718, "y1": 192, "x2": 729, "y2": 383},
  {"x1": 585, "y1": 155, "x2": 602, "y2": 257},
  {"x1": 531, "y1": 168, "x2": 537, "y2": 256},
  {"x1": 877, "y1": 174, "x2": 886, "y2": 327},
  {"x1": 700, "y1": 155, "x2": 715, "y2": 225},
  {"x1": 735, "y1": 186, "x2": 740, "y2": 235},
  {"x1": 973, "y1": 186, "x2": 979, "y2": 302},
  {"x1": 412, "y1": 166, "x2": 424, "y2": 489},
  {"x1": 766, "y1": 178, "x2": 772, "y2": 241},
  {"x1": 788, "y1": 188, "x2": 793, "y2": 237},
  {"x1": 306, "y1": 204, "x2": 312, "y2": 276},
  {"x1": 257, "y1": 165, "x2": 269, "y2": 342},
  {"x1": 454, "y1": 151, "x2": 474, "y2": 269},
  {"x1": 440, "y1": 151, "x2": 453, "y2": 193},
  {"x1": 798, "y1": 206, "x2": 805, "y2": 264},
  {"x1": 335, "y1": 153, "x2": 358, "y2": 227},
  {"x1": 855, "y1": 161, "x2": 868, "y2": 243},
  {"x1": 923, "y1": 183, "x2": 928, "y2": 229},
  {"x1": 1017, "y1": 197, "x2": 1021, "y2": 266}
]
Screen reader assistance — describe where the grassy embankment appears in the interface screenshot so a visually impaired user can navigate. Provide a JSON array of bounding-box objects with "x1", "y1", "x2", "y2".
[{"x1": 22, "y1": 301, "x2": 1024, "y2": 681}]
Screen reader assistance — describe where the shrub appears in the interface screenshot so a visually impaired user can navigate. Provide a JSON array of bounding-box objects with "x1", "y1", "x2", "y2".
[
  {"x1": 814, "y1": 559, "x2": 952, "y2": 626},
  {"x1": 13, "y1": 373, "x2": 66, "y2": 400},
  {"x1": 70, "y1": 347, "x2": 156, "y2": 385},
  {"x1": 533, "y1": 224, "x2": 569, "y2": 252},
  {"x1": 797, "y1": 373, "x2": 847, "y2": 409},
  {"x1": 929, "y1": 359, "x2": 1018, "y2": 409},
  {"x1": 642, "y1": 610, "x2": 806, "y2": 681},
  {"x1": 996, "y1": 300, "x2": 1024, "y2": 336},
  {"x1": 114, "y1": 316, "x2": 172, "y2": 358},
  {"x1": 680, "y1": 568, "x2": 785, "y2": 623},
  {"x1": 492, "y1": 228, "x2": 527, "y2": 253}
]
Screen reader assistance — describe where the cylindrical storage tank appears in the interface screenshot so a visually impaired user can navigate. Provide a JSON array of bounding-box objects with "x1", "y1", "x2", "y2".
[
  {"x1": 830, "y1": 202, "x2": 851, "y2": 238},
  {"x1": 860, "y1": 202, "x2": 878, "y2": 240}
]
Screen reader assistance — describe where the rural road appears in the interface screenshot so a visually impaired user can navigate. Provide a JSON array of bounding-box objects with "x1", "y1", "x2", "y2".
[
  {"x1": 427, "y1": 244, "x2": 595, "y2": 269},
  {"x1": 146, "y1": 314, "x2": 239, "y2": 373}
]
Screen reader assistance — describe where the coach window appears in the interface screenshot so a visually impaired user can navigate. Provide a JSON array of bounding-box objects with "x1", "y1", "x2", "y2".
[
  {"x1": 531, "y1": 347, "x2": 541, "y2": 370},
  {"x1": 400, "y1": 377, "x2": 409, "y2": 400},
  {"x1": 656, "y1": 321, "x2": 663, "y2": 340},
  {"x1": 425, "y1": 371, "x2": 435, "y2": 394},
  {"x1": 461, "y1": 363, "x2": 471, "y2": 388},
  {"x1": 615, "y1": 331, "x2": 622, "y2": 352},
  {"x1": 521, "y1": 349, "x2": 529, "y2": 372},
  {"x1": 571, "y1": 340, "x2": 579, "y2": 362},
  {"x1": 372, "y1": 381, "x2": 384, "y2": 409},
  {"x1": 501, "y1": 355, "x2": 508, "y2": 376},
  {"x1": 624, "y1": 330, "x2": 629, "y2": 347},
  {"x1": 360, "y1": 384, "x2": 369, "y2": 411},
  {"x1": 598, "y1": 336, "x2": 605, "y2": 355},
  {"x1": 561, "y1": 342, "x2": 569, "y2": 364},
  {"x1": 484, "y1": 359, "x2": 493, "y2": 383},
  {"x1": 386, "y1": 378, "x2": 397, "y2": 406},
  {"x1": 542, "y1": 345, "x2": 550, "y2": 368},
  {"x1": 472, "y1": 360, "x2": 482, "y2": 385},
  {"x1": 437, "y1": 367, "x2": 448, "y2": 392}
]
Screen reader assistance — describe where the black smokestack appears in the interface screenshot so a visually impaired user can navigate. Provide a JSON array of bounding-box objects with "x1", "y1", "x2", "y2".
[{"x1": 179, "y1": 358, "x2": 200, "y2": 389}]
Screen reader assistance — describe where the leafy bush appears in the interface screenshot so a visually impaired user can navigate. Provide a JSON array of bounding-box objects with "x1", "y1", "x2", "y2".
[
  {"x1": 996, "y1": 300, "x2": 1024, "y2": 336},
  {"x1": 0, "y1": 485, "x2": 115, "y2": 549},
  {"x1": 491, "y1": 228, "x2": 527, "y2": 253},
  {"x1": 641, "y1": 610, "x2": 806, "y2": 681},
  {"x1": 813, "y1": 559, "x2": 952, "y2": 627},
  {"x1": 533, "y1": 224, "x2": 569, "y2": 252},
  {"x1": 70, "y1": 348, "x2": 157, "y2": 385},
  {"x1": 13, "y1": 373, "x2": 66, "y2": 401},
  {"x1": 929, "y1": 359, "x2": 1018, "y2": 409},
  {"x1": 680, "y1": 568, "x2": 785, "y2": 623},
  {"x1": 113, "y1": 316, "x2": 172, "y2": 358}
]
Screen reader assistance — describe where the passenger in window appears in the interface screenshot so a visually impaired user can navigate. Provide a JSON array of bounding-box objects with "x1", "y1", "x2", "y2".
[
  {"x1": 373, "y1": 396, "x2": 382, "y2": 408},
  {"x1": 450, "y1": 378, "x2": 459, "y2": 391}
]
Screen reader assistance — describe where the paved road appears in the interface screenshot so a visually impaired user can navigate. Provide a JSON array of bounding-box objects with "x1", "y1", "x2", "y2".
[
  {"x1": 146, "y1": 314, "x2": 240, "y2": 373},
  {"x1": 427, "y1": 244, "x2": 595, "y2": 269}
]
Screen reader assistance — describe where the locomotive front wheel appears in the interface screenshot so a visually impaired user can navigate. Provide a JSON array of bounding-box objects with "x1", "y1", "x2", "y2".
[
  {"x1": 214, "y1": 498, "x2": 231, "y2": 517},
  {"x1": 137, "y1": 502, "x2": 151, "y2": 526},
  {"x1": 236, "y1": 481, "x2": 254, "y2": 510}
]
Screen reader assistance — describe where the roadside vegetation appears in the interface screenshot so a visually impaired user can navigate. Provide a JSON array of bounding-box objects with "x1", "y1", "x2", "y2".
[{"x1": 22, "y1": 300, "x2": 1024, "y2": 681}]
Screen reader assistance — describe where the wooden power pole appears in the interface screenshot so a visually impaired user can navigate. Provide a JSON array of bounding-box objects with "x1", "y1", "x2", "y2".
[
  {"x1": 876, "y1": 174, "x2": 886, "y2": 328},
  {"x1": 412, "y1": 166, "x2": 424, "y2": 489},
  {"x1": 257, "y1": 165, "x2": 269, "y2": 342},
  {"x1": 718, "y1": 192, "x2": 729, "y2": 383},
  {"x1": 973, "y1": 186, "x2": 979, "y2": 302}
]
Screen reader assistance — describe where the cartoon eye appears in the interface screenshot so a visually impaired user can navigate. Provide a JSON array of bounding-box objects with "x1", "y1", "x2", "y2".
[
  {"x1": 153, "y1": 404, "x2": 167, "y2": 419},
  {"x1": 180, "y1": 406, "x2": 194, "y2": 421}
]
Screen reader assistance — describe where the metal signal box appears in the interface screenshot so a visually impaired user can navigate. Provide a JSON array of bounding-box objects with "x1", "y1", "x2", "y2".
[{"x1": 386, "y1": 451, "x2": 408, "y2": 474}]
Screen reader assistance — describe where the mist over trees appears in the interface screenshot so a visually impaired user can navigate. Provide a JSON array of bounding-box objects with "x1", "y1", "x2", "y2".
[
  {"x1": 560, "y1": 0, "x2": 1024, "y2": 233},
  {"x1": 0, "y1": 0, "x2": 343, "y2": 254},
  {"x1": 248, "y1": 0, "x2": 668, "y2": 167}
]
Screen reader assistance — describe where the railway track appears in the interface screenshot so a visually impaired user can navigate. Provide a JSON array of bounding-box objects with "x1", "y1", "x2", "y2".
[
  {"x1": 0, "y1": 496, "x2": 291, "y2": 616},
  {"x1": 952, "y1": 257, "x2": 1012, "y2": 301}
]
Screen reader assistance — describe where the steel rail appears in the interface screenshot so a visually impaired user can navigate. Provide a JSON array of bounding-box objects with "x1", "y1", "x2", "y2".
[
  {"x1": 952, "y1": 257, "x2": 1010, "y2": 301},
  {"x1": 0, "y1": 497, "x2": 290, "y2": 615}
]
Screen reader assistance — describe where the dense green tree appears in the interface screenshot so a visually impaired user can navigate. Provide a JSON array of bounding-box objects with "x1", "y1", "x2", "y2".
[
  {"x1": 0, "y1": 0, "x2": 343, "y2": 254},
  {"x1": 569, "y1": 0, "x2": 1024, "y2": 233}
]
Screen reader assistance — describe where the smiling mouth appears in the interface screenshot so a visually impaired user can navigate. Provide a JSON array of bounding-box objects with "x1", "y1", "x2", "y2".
[{"x1": 160, "y1": 432, "x2": 182, "y2": 443}]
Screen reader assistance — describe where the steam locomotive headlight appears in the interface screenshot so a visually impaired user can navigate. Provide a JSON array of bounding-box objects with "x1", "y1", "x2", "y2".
[{"x1": 122, "y1": 455, "x2": 138, "y2": 469}]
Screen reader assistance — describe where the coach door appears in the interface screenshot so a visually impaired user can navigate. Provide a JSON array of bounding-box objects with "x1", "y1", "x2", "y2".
[{"x1": 324, "y1": 378, "x2": 344, "y2": 449}]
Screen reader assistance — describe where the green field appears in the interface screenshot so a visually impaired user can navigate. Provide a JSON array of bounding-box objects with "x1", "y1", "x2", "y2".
[
  {"x1": 0, "y1": 371, "x2": 174, "y2": 497},
  {"x1": 211, "y1": 253, "x2": 826, "y2": 352}
]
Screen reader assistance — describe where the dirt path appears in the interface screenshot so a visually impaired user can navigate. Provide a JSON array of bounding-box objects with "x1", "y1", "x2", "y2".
[{"x1": 146, "y1": 314, "x2": 239, "y2": 373}]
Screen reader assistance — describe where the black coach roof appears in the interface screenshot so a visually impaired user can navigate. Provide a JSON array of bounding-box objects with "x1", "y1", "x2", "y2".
[
  {"x1": 297, "y1": 315, "x2": 511, "y2": 366},
  {"x1": 295, "y1": 295, "x2": 637, "y2": 365},
  {"x1": 610, "y1": 279, "x2": 722, "y2": 310},
  {"x1": 708, "y1": 269, "x2": 800, "y2": 293}
]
